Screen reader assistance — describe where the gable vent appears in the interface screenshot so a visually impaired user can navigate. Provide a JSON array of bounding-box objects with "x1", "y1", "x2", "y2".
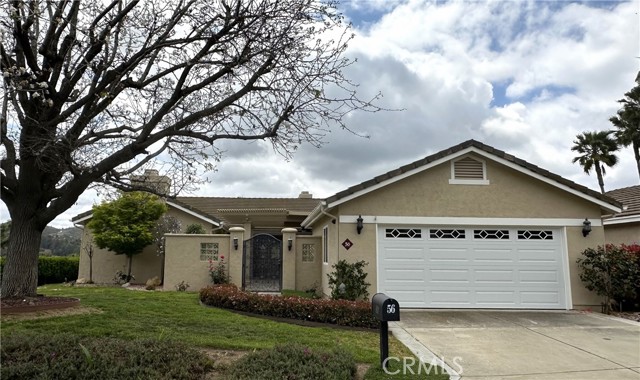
[{"x1": 453, "y1": 157, "x2": 484, "y2": 180}]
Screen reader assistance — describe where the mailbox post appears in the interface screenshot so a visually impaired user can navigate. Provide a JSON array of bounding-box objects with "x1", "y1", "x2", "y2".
[{"x1": 371, "y1": 293, "x2": 400, "y2": 370}]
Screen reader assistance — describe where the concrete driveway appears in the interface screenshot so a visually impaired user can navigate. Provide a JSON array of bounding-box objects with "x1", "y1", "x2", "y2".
[{"x1": 390, "y1": 310, "x2": 640, "y2": 379}]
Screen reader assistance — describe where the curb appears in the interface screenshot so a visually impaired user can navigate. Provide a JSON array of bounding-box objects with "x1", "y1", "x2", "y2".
[{"x1": 389, "y1": 323, "x2": 461, "y2": 380}]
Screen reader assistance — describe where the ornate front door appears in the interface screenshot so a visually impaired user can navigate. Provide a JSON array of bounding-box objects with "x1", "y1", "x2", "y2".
[{"x1": 242, "y1": 234, "x2": 282, "y2": 292}]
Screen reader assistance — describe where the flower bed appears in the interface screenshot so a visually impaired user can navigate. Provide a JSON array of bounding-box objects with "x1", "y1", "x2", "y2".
[{"x1": 199, "y1": 284, "x2": 378, "y2": 329}]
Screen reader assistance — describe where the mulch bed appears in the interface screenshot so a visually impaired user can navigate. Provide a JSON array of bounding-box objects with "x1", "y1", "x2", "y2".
[{"x1": 1, "y1": 296, "x2": 80, "y2": 314}]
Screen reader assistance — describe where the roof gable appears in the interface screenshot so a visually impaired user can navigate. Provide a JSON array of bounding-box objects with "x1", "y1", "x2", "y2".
[{"x1": 303, "y1": 140, "x2": 621, "y2": 227}]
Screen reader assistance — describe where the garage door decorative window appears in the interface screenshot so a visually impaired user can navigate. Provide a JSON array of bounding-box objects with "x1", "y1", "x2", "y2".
[
  {"x1": 385, "y1": 228, "x2": 422, "y2": 238},
  {"x1": 517, "y1": 230, "x2": 553, "y2": 240},
  {"x1": 474, "y1": 229, "x2": 509, "y2": 239},
  {"x1": 429, "y1": 229, "x2": 465, "y2": 239}
]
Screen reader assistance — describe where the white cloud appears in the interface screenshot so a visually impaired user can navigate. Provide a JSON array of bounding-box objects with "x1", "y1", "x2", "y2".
[{"x1": 4, "y1": 0, "x2": 638, "y2": 228}]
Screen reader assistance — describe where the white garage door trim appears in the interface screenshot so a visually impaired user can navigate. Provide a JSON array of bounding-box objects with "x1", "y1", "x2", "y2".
[{"x1": 377, "y1": 225, "x2": 570, "y2": 310}]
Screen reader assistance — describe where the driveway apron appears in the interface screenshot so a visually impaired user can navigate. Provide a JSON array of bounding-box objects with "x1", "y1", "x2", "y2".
[{"x1": 392, "y1": 310, "x2": 640, "y2": 379}]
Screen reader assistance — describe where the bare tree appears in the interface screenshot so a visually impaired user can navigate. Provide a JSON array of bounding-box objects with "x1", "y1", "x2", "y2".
[
  {"x1": 83, "y1": 236, "x2": 94, "y2": 284},
  {"x1": 0, "y1": 0, "x2": 381, "y2": 297}
]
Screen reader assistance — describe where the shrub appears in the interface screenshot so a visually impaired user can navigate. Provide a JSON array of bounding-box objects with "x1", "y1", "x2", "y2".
[
  {"x1": 228, "y1": 344, "x2": 356, "y2": 380},
  {"x1": 577, "y1": 244, "x2": 640, "y2": 313},
  {"x1": 175, "y1": 281, "x2": 190, "y2": 292},
  {"x1": 0, "y1": 257, "x2": 79, "y2": 286},
  {"x1": 208, "y1": 256, "x2": 229, "y2": 284},
  {"x1": 200, "y1": 284, "x2": 378, "y2": 329},
  {"x1": 1, "y1": 333, "x2": 213, "y2": 380},
  {"x1": 113, "y1": 270, "x2": 134, "y2": 285},
  {"x1": 185, "y1": 224, "x2": 206, "y2": 234},
  {"x1": 145, "y1": 276, "x2": 161, "y2": 290},
  {"x1": 327, "y1": 259, "x2": 370, "y2": 301}
]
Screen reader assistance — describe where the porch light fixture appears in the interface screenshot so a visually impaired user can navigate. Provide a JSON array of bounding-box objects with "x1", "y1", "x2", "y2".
[
  {"x1": 356, "y1": 215, "x2": 364, "y2": 234},
  {"x1": 233, "y1": 237, "x2": 239, "y2": 250},
  {"x1": 287, "y1": 237, "x2": 293, "y2": 251},
  {"x1": 582, "y1": 218, "x2": 591, "y2": 237}
]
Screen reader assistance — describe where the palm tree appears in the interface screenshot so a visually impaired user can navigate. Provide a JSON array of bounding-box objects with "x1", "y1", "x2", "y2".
[
  {"x1": 609, "y1": 72, "x2": 640, "y2": 179},
  {"x1": 571, "y1": 131, "x2": 619, "y2": 193}
]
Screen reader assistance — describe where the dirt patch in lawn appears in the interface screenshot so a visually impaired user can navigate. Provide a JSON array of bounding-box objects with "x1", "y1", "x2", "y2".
[{"x1": 1, "y1": 305, "x2": 102, "y2": 321}]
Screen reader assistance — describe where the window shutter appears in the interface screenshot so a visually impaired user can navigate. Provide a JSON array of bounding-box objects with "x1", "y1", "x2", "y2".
[{"x1": 453, "y1": 157, "x2": 484, "y2": 179}]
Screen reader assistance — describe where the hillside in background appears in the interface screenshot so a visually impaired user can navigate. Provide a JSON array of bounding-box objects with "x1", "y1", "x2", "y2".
[{"x1": 1, "y1": 222, "x2": 82, "y2": 256}]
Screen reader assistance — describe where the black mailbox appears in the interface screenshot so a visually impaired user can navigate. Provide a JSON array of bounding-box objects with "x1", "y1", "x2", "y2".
[{"x1": 372, "y1": 293, "x2": 400, "y2": 322}]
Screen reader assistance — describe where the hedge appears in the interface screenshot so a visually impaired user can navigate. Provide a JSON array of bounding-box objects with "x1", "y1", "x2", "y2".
[
  {"x1": 200, "y1": 284, "x2": 379, "y2": 329},
  {"x1": 0, "y1": 256, "x2": 79, "y2": 286}
]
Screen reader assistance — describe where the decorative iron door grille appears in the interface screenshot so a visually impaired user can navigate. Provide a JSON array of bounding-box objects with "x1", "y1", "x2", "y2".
[{"x1": 242, "y1": 234, "x2": 282, "y2": 292}]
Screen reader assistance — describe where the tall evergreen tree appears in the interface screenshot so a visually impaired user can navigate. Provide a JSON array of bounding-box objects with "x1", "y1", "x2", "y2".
[
  {"x1": 571, "y1": 131, "x2": 620, "y2": 193},
  {"x1": 610, "y1": 72, "x2": 640, "y2": 180}
]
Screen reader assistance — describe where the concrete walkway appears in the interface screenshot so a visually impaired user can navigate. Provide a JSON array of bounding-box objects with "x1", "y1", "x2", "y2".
[{"x1": 391, "y1": 310, "x2": 640, "y2": 379}]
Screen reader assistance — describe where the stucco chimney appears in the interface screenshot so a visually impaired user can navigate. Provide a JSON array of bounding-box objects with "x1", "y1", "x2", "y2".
[
  {"x1": 298, "y1": 191, "x2": 312, "y2": 199},
  {"x1": 131, "y1": 169, "x2": 171, "y2": 196}
]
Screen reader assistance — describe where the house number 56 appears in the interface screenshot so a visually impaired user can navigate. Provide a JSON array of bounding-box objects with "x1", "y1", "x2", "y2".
[{"x1": 386, "y1": 304, "x2": 396, "y2": 314}]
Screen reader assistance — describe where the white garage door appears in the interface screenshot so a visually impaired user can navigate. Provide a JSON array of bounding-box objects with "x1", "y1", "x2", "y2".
[{"x1": 378, "y1": 226, "x2": 567, "y2": 309}]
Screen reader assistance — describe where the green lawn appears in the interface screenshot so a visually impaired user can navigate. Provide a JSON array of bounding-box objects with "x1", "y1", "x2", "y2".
[{"x1": 2, "y1": 285, "x2": 449, "y2": 379}]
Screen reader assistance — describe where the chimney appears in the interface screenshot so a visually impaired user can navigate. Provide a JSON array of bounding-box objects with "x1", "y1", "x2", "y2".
[
  {"x1": 298, "y1": 191, "x2": 312, "y2": 199},
  {"x1": 131, "y1": 169, "x2": 171, "y2": 196}
]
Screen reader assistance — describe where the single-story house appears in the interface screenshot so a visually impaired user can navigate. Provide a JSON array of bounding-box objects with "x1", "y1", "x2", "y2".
[
  {"x1": 74, "y1": 139, "x2": 637, "y2": 310},
  {"x1": 604, "y1": 185, "x2": 640, "y2": 245}
]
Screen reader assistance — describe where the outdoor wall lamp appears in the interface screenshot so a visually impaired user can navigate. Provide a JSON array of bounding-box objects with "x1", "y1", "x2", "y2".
[
  {"x1": 233, "y1": 237, "x2": 239, "y2": 250},
  {"x1": 287, "y1": 238, "x2": 293, "y2": 251},
  {"x1": 356, "y1": 215, "x2": 364, "y2": 234},
  {"x1": 582, "y1": 218, "x2": 592, "y2": 237}
]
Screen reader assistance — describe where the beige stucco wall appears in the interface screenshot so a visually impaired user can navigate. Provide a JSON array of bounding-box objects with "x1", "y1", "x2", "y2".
[
  {"x1": 163, "y1": 234, "x2": 230, "y2": 291},
  {"x1": 604, "y1": 222, "x2": 640, "y2": 245},
  {"x1": 77, "y1": 226, "x2": 163, "y2": 284},
  {"x1": 295, "y1": 236, "x2": 322, "y2": 292},
  {"x1": 77, "y1": 205, "x2": 219, "y2": 285},
  {"x1": 311, "y1": 155, "x2": 611, "y2": 308}
]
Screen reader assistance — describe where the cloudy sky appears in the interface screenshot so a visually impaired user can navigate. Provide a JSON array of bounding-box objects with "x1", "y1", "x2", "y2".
[{"x1": 3, "y1": 0, "x2": 639, "y2": 228}]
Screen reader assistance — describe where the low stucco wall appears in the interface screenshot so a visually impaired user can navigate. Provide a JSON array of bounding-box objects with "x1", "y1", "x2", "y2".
[
  {"x1": 77, "y1": 227, "x2": 162, "y2": 284},
  {"x1": 163, "y1": 234, "x2": 230, "y2": 291},
  {"x1": 295, "y1": 236, "x2": 322, "y2": 292},
  {"x1": 605, "y1": 222, "x2": 640, "y2": 245}
]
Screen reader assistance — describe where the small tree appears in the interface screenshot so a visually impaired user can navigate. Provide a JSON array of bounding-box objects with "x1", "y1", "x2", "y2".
[
  {"x1": 327, "y1": 260, "x2": 370, "y2": 301},
  {"x1": 83, "y1": 237, "x2": 94, "y2": 284},
  {"x1": 186, "y1": 224, "x2": 207, "y2": 234},
  {"x1": 88, "y1": 192, "x2": 167, "y2": 282},
  {"x1": 577, "y1": 244, "x2": 640, "y2": 313}
]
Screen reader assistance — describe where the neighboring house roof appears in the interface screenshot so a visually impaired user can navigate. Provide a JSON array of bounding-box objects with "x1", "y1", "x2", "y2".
[
  {"x1": 303, "y1": 139, "x2": 622, "y2": 227},
  {"x1": 175, "y1": 197, "x2": 320, "y2": 226},
  {"x1": 604, "y1": 185, "x2": 640, "y2": 225},
  {"x1": 71, "y1": 199, "x2": 222, "y2": 227}
]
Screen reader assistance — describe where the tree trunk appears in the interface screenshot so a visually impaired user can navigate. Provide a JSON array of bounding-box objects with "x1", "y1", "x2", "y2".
[
  {"x1": 633, "y1": 140, "x2": 640, "y2": 180},
  {"x1": 595, "y1": 161, "x2": 605, "y2": 193},
  {"x1": 1, "y1": 216, "x2": 43, "y2": 297},
  {"x1": 127, "y1": 254, "x2": 133, "y2": 283}
]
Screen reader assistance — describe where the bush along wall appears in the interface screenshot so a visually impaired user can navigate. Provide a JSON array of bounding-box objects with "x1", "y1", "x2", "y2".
[
  {"x1": 199, "y1": 284, "x2": 379, "y2": 329},
  {"x1": 0, "y1": 257, "x2": 79, "y2": 286}
]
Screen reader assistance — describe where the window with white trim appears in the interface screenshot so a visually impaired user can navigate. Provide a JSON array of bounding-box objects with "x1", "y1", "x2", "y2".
[
  {"x1": 200, "y1": 242, "x2": 219, "y2": 261},
  {"x1": 429, "y1": 229, "x2": 466, "y2": 239},
  {"x1": 517, "y1": 230, "x2": 553, "y2": 240},
  {"x1": 322, "y1": 226, "x2": 329, "y2": 264},
  {"x1": 385, "y1": 228, "x2": 422, "y2": 238},
  {"x1": 474, "y1": 229, "x2": 509, "y2": 240},
  {"x1": 449, "y1": 156, "x2": 489, "y2": 185}
]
